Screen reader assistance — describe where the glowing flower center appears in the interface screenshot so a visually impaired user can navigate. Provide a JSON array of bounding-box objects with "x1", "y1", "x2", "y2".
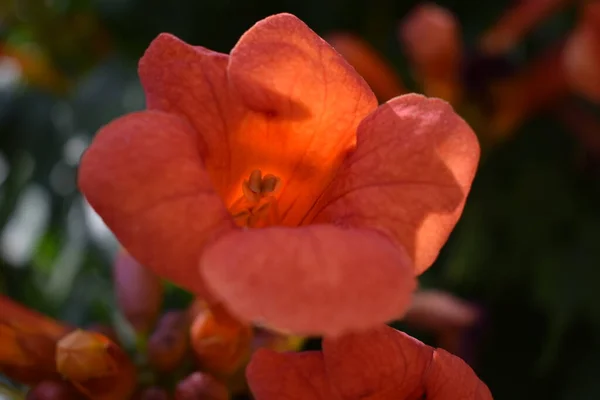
[{"x1": 229, "y1": 170, "x2": 281, "y2": 228}]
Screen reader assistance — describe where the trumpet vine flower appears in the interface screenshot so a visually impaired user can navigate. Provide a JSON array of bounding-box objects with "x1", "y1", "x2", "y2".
[{"x1": 79, "y1": 13, "x2": 479, "y2": 336}]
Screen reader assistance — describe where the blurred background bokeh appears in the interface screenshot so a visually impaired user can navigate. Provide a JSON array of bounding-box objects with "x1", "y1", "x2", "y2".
[{"x1": 1, "y1": 0, "x2": 600, "y2": 399}]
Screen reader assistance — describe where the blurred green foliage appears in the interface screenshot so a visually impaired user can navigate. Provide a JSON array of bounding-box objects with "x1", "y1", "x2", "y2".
[{"x1": 1, "y1": 0, "x2": 600, "y2": 399}]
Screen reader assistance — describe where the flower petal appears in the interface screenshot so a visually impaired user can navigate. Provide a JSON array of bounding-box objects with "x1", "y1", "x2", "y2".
[
  {"x1": 200, "y1": 225, "x2": 415, "y2": 336},
  {"x1": 228, "y1": 13, "x2": 378, "y2": 225},
  {"x1": 78, "y1": 111, "x2": 234, "y2": 295},
  {"x1": 309, "y1": 94, "x2": 480, "y2": 274},
  {"x1": 326, "y1": 33, "x2": 406, "y2": 101},
  {"x1": 138, "y1": 34, "x2": 243, "y2": 198},
  {"x1": 246, "y1": 349, "x2": 336, "y2": 400},
  {"x1": 425, "y1": 348, "x2": 493, "y2": 400},
  {"x1": 322, "y1": 325, "x2": 433, "y2": 399}
]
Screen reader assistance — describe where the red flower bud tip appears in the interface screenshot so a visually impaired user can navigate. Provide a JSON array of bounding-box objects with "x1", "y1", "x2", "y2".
[
  {"x1": 114, "y1": 249, "x2": 164, "y2": 334},
  {"x1": 174, "y1": 372, "x2": 229, "y2": 400},
  {"x1": 147, "y1": 311, "x2": 190, "y2": 373},
  {"x1": 26, "y1": 380, "x2": 82, "y2": 400}
]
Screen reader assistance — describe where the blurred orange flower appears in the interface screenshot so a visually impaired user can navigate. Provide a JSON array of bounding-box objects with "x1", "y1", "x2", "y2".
[
  {"x1": 79, "y1": 13, "x2": 480, "y2": 336},
  {"x1": 480, "y1": 0, "x2": 571, "y2": 55},
  {"x1": 563, "y1": 1, "x2": 600, "y2": 103},
  {"x1": 399, "y1": 3, "x2": 463, "y2": 104},
  {"x1": 247, "y1": 324, "x2": 492, "y2": 400},
  {"x1": 489, "y1": 43, "x2": 568, "y2": 137},
  {"x1": 0, "y1": 295, "x2": 70, "y2": 385}
]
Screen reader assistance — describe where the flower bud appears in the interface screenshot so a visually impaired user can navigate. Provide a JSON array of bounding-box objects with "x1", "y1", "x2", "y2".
[
  {"x1": 137, "y1": 386, "x2": 170, "y2": 400},
  {"x1": 399, "y1": 3, "x2": 462, "y2": 103},
  {"x1": 26, "y1": 380, "x2": 82, "y2": 400},
  {"x1": 190, "y1": 305, "x2": 252, "y2": 376},
  {"x1": 174, "y1": 372, "x2": 229, "y2": 400},
  {"x1": 56, "y1": 330, "x2": 136, "y2": 400},
  {"x1": 147, "y1": 311, "x2": 190, "y2": 373},
  {"x1": 0, "y1": 296, "x2": 71, "y2": 385},
  {"x1": 114, "y1": 250, "x2": 164, "y2": 334}
]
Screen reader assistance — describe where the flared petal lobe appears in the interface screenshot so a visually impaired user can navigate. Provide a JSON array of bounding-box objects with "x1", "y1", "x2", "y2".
[
  {"x1": 138, "y1": 34, "x2": 241, "y2": 196},
  {"x1": 247, "y1": 350, "x2": 335, "y2": 400},
  {"x1": 78, "y1": 111, "x2": 234, "y2": 295},
  {"x1": 201, "y1": 225, "x2": 415, "y2": 336},
  {"x1": 247, "y1": 325, "x2": 493, "y2": 400},
  {"x1": 326, "y1": 33, "x2": 406, "y2": 101},
  {"x1": 425, "y1": 348, "x2": 493, "y2": 400},
  {"x1": 310, "y1": 94, "x2": 480, "y2": 274},
  {"x1": 322, "y1": 326, "x2": 432, "y2": 399}
]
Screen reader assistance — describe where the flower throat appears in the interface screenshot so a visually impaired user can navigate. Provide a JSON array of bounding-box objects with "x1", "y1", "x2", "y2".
[{"x1": 229, "y1": 170, "x2": 282, "y2": 228}]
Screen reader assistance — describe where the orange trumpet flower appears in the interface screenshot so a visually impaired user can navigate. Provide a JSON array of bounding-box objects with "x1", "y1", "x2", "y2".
[
  {"x1": 79, "y1": 13, "x2": 480, "y2": 336},
  {"x1": 247, "y1": 325, "x2": 492, "y2": 400}
]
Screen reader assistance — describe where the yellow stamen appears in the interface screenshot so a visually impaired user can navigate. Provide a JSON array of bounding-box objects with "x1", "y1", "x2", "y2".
[{"x1": 229, "y1": 170, "x2": 282, "y2": 228}]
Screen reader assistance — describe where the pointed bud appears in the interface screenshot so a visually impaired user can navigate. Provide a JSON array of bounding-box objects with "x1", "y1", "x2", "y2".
[
  {"x1": 26, "y1": 380, "x2": 82, "y2": 400},
  {"x1": 56, "y1": 330, "x2": 136, "y2": 400},
  {"x1": 174, "y1": 372, "x2": 229, "y2": 400},
  {"x1": 399, "y1": 3, "x2": 462, "y2": 103},
  {"x1": 114, "y1": 250, "x2": 164, "y2": 334},
  {"x1": 326, "y1": 33, "x2": 406, "y2": 101},
  {"x1": 190, "y1": 305, "x2": 252, "y2": 376},
  {"x1": 147, "y1": 311, "x2": 190, "y2": 373}
]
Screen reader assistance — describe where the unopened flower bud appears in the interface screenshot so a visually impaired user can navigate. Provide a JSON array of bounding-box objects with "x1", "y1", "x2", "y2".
[
  {"x1": 190, "y1": 305, "x2": 252, "y2": 376},
  {"x1": 26, "y1": 380, "x2": 82, "y2": 400},
  {"x1": 114, "y1": 250, "x2": 164, "y2": 334},
  {"x1": 399, "y1": 3, "x2": 462, "y2": 103},
  {"x1": 174, "y1": 372, "x2": 229, "y2": 400},
  {"x1": 56, "y1": 330, "x2": 136, "y2": 400},
  {"x1": 137, "y1": 386, "x2": 170, "y2": 400},
  {"x1": 147, "y1": 311, "x2": 190, "y2": 373}
]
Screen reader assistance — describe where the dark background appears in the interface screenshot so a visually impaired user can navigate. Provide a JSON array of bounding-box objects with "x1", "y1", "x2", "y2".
[{"x1": 1, "y1": 0, "x2": 599, "y2": 399}]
